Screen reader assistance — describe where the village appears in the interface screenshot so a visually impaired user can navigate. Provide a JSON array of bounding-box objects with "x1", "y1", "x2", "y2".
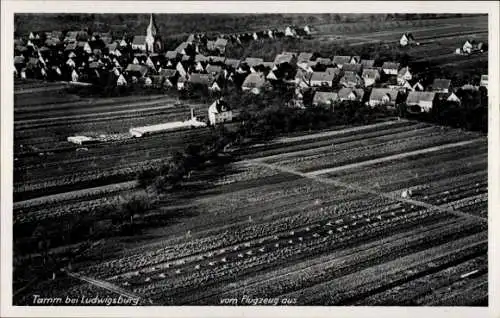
[{"x1": 13, "y1": 14, "x2": 488, "y2": 131}]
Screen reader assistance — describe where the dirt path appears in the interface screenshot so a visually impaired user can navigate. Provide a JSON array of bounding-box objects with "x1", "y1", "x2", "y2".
[
  {"x1": 305, "y1": 138, "x2": 484, "y2": 176},
  {"x1": 66, "y1": 271, "x2": 145, "y2": 301}
]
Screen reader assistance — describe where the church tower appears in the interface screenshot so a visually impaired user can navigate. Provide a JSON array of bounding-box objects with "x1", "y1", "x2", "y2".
[{"x1": 146, "y1": 14, "x2": 157, "y2": 54}]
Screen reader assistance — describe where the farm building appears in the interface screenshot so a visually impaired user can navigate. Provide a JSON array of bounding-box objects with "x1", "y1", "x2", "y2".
[
  {"x1": 208, "y1": 56, "x2": 226, "y2": 64},
  {"x1": 188, "y1": 73, "x2": 221, "y2": 91},
  {"x1": 285, "y1": 26, "x2": 297, "y2": 37},
  {"x1": 340, "y1": 72, "x2": 364, "y2": 88},
  {"x1": 309, "y1": 72, "x2": 336, "y2": 87},
  {"x1": 338, "y1": 88, "x2": 365, "y2": 102},
  {"x1": 129, "y1": 116, "x2": 206, "y2": 138},
  {"x1": 382, "y1": 62, "x2": 400, "y2": 76},
  {"x1": 312, "y1": 91, "x2": 338, "y2": 109},
  {"x1": 480, "y1": 75, "x2": 488, "y2": 89},
  {"x1": 316, "y1": 57, "x2": 333, "y2": 67},
  {"x1": 273, "y1": 53, "x2": 296, "y2": 66},
  {"x1": 362, "y1": 69, "x2": 381, "y2": 87},
  {"x1": 242, "y1": 73, "x2": 267, "y2": 94},
  {"x1": 208, "y1": 99, "x2": 233, "y2": 125},
  {"x1": 406, "y1": 91, "x2": 436, "y2": 112},
  {"x1": 297, "y1": 52, "x2": 314, "y2": 63},
  {"x1": 165, "y1": 51, "x2": 179, "y2": 61},
  {"x1": 368, "y1": 88, "x2": 400, "y2": 108},
  {"x1": 67, "y1": 136, "x2": 98, "y2": 145},
  {"x1": 432, "y1": 78, "x2": 452, "y2": 93},
  {"x1": 224, "y1": 58, "x2": 241, "y2": 70},
  {"x1": 214, "y1": 38, "x2": 228, "y2": 53},
  {"x1": 333, "y1": 56, "x2": 352, "y2": 68},
  {"x1": 462, "y1": 40, "x2": 485, "y2": 54},
  {"x1": 206, "y1": 64, "x2": 223, "y2": 76}
]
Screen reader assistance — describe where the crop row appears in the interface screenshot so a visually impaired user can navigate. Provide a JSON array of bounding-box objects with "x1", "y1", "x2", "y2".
[{"x1": 194, "y1": 216, "x2": 483, "y2": 305}]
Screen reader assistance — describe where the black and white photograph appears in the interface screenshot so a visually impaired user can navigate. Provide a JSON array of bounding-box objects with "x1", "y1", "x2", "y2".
[{"x1": 1, "y1": 1, "x2": 499, "y2": 317}]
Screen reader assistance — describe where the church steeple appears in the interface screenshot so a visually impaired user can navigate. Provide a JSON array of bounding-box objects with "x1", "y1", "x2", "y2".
[{"x1": 146, "y1": 14, "x2": 158, "y2": 53}]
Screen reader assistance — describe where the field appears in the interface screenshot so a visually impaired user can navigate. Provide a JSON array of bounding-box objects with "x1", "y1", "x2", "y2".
[
  {"x1": 12, "y1": 14, "x2": 488, "y2": 306},
  {"x1": 14, "y1": 115, "x2": 487, "y2": 305}
]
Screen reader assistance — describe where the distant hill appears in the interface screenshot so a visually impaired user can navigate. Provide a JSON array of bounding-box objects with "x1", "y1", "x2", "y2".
[{"x1": 13, "y1": 13, "x2": 479, "y2": 39}]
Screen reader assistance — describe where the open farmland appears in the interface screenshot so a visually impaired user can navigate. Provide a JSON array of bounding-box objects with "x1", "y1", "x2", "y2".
[{"x1": 18, "y1": 118, "x2": 487, "y2": 306}]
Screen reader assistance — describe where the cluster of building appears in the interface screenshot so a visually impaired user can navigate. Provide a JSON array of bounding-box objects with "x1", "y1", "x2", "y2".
[{"x1": 13, "y1": 14, "x2": 488, "y2": 124}]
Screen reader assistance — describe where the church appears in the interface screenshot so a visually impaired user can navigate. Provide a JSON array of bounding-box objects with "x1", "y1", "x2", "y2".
[{"x1": 131, "y1": 14, "x2": 162, "y2": 54}]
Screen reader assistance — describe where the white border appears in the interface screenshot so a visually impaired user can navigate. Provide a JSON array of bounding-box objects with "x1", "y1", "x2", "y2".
[{"x1": 1, "y1": 1, "x2": 499, "y2": 318}]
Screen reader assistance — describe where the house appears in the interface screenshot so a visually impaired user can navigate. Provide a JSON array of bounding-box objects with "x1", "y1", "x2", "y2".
[
  {"x1": 175, "y1": 42, "x2": 191, "y2": 55},
  {"x1": 242, "y1": 72, "x2": 267, "y2": 94},
  {"x1": 332, "y1": 56, "x2": 351, "y2": 68},
  {"x1": 446, "y1": 92, "x2": 461, "y2": 104},
  {"x1": 340, "y1": 72, "x2": 364, "y2": 88},
  {"x1": 177, "y1": 76, "x2": 188, "y2": 90},
  {"x1": 285, "y1": 26, "x2": 297, "y2": 37},
  {"x1": 338, "y1": 88, "x2": 365, "y2": 102},
  {"x1": 400, "y1": 32, "x2": 417, "y2": 46},
  {"x1": 362, "y1": 69, "x2": 381, "y2": 87},
  {"x1": 176, "y1": 61, "x2": 188, "y2": 78},
  {"x1": 412, "y1": 81, "x2": 424, "y2": 91},
  {"x1": 224, "y1": 58, "x2": 240, "y2": 69},
  {"x1": 195, "y1": 54, "x2": 209, "y2": 63},
  {"x1": 208, "y1": 56, "x2": 226, "y2": 64},
  {"x1": 71, "y1": 69, "x2": 79, "y2": 82},
  {"x1": 350, "y1": 56, "x2": 361, "y2": 64},
  {"x1": 165, "y1": 51, "x2": 179, "y2": 61},
  {"x1": 294, "y1": 69, "x2": 312, "y2": 88},
  {"x1": 382, "y1": 62, "x2": 400, "y2": 75},
  {"x1": 116, "y1": 73, "x2": 127, "y2": 86},
  {"x1": 125, "y1": 64, "x2": 149, "y2": 78},
  {"x1": 342, "y1": 63, "x2": 362, "y2": 75},
  {"x1": 360, "y1": 59, "x2": 375, "y2": 68},
  {"x1": 273, "y1": 53, "x2": 296, "y2": 66},
  {"x1": 432, "y1": 78, "x2": 452, "y2": 93},
  {"x1": 368, "y1": 88, "x2": 400, "y2": 108},
  {"x1": 480, "y1": 74, "x2": 488, "y2": 89},
  {"x1": 206, "y1": 64, "x2": 223, "y2": 75},
  {"x1": 208, "y1": 99, "x2": 232, "y2": 125},
  {"x1": 406, "y1": 91, "x2": 436, "y2": 112},
  {"x1": 131, "y1": 35, "x2": 147, "y2": 51},
  {"x1": 462, "y1": 40, "x2": 473, "y2": 54},
  {"x1": 312, "y1": 91, "x2": 338, "y2": 109},
  {"x1": 309, "y1": 72, "x2": 335, "y2": 87},
  {"x1": 159, "y1": 68, "x2": 178, "y2": 87},
  {"x1": 188, "y1": 73, "x2": 221, "y2": 91},
  {"x1": 297, "y1": 52, "x2": 314, "y2": 63},
  {"x1": 315, "y1": 57, "x2": 333, "y2": 67},
  {"x1": 397, "y1": 67, "x2": 412, "y2": 84},
  {"x1": 214, "y1": 38, "x2": 228, "y2": 54},
  {"x1": 244, "y1": 57, "x2": 264, "y2": 68},
  {"x1": 304, "y1": 25, "x2": 312, "y2": 35}
]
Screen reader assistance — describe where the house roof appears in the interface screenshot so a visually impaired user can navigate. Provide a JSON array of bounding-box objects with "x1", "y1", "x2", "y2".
[
  {"x1": 189, "y1": 73, "x2": 215, "y2": 85},
  {"x1": 315, "y1": 57, "x2": 333, "y2": 65},
  {"x1": 159, "y1": 68, "x2": 177, "y2": 78},
  {"x1": 362, "y1": 68, "x2": 380, "y2": 78},
  {"x1": 333, "y1": 56, "x2": 351, "y2": 65},
  {"x1": 214, "y1": 38, "x2": 228, "y2": 47},
  {"x1": 195, "y1": 54, "x2": 209, "y2": 62},
  {"x1": 382, "y1": 62, "x2": 400, "y2": 70},
  {"x1": 338, "y1": 88, "x2": 365, "y2": 100},
  {"x1": 397, "y1": 66, "x2": 411, "y2": 76},
  {"x1": 14, "y1": 56, "x2": 25, "y2": 64},
  {"x1": 206, "y1": 64, "x2": 223, "y2": 74},
  {"x1": 310, "y1": 72, "x2": 335, "y2": 82},
  {"x1": 360, "y1": 59, "x2": 375, "y2": 67},
  {"x1": 406, "y1": 91, "x2": 436, "y2": 104},
  {"x1": 65, "y1": 43, "x2": 77, "y2": 51},
  {"x1": 175, "y1": 42, "x2": 190, "y2": 53},
  {"x1": 342, "y1": 63, "x2": 362, "y2": 73},
  {"x1": 224, "y1": 58, "x2": 240, "y2": 68},
  {"x1": 208, "y1": 56, "x2": 226, "y2": 63},
  {"x1": 165, "y1": 51, "x2": 178, "y2": 59},
  {"x1": 297, "y1": 52, "x2": 313, "y2": 63},
  {"x1": 125, "y1": 64, "x2": 149, "y2": 76},
  {"x1": 106, "y1": 42, "x2": 118, "y2": 51},
  {"x1": 313, "y1": 91, "x2": 338, "y2": 104},
  {"x1": 369, "y1": 88, "x2": 399, "y2": 101},
  {"x1": 340, "y1": 72, "x2": 362, "y2": 83},
  {"x1": 481, "y1": 74, "x2": 488, "y2": 81},
  {"x1": 209, "y1": 99, "x2": 231, "y2": 114},
  {"x1": 242, "y1": 73, "x2": 266, "y2": 88},
  {"x1": 132, "y1": 35, "x2": 146, "y2": 45},
  {"x1": 325, "y1": 67, "x2": 342, "y2": 77},
  {"x1": 432, "y1": 78, "x2": 451, "y2": 90},
  {"x1": 244, "y1": 57, "x2": 264, "y2": 67},
  {"x1": 273, "y1": 53, "x2": 295, "y2": 65}
]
